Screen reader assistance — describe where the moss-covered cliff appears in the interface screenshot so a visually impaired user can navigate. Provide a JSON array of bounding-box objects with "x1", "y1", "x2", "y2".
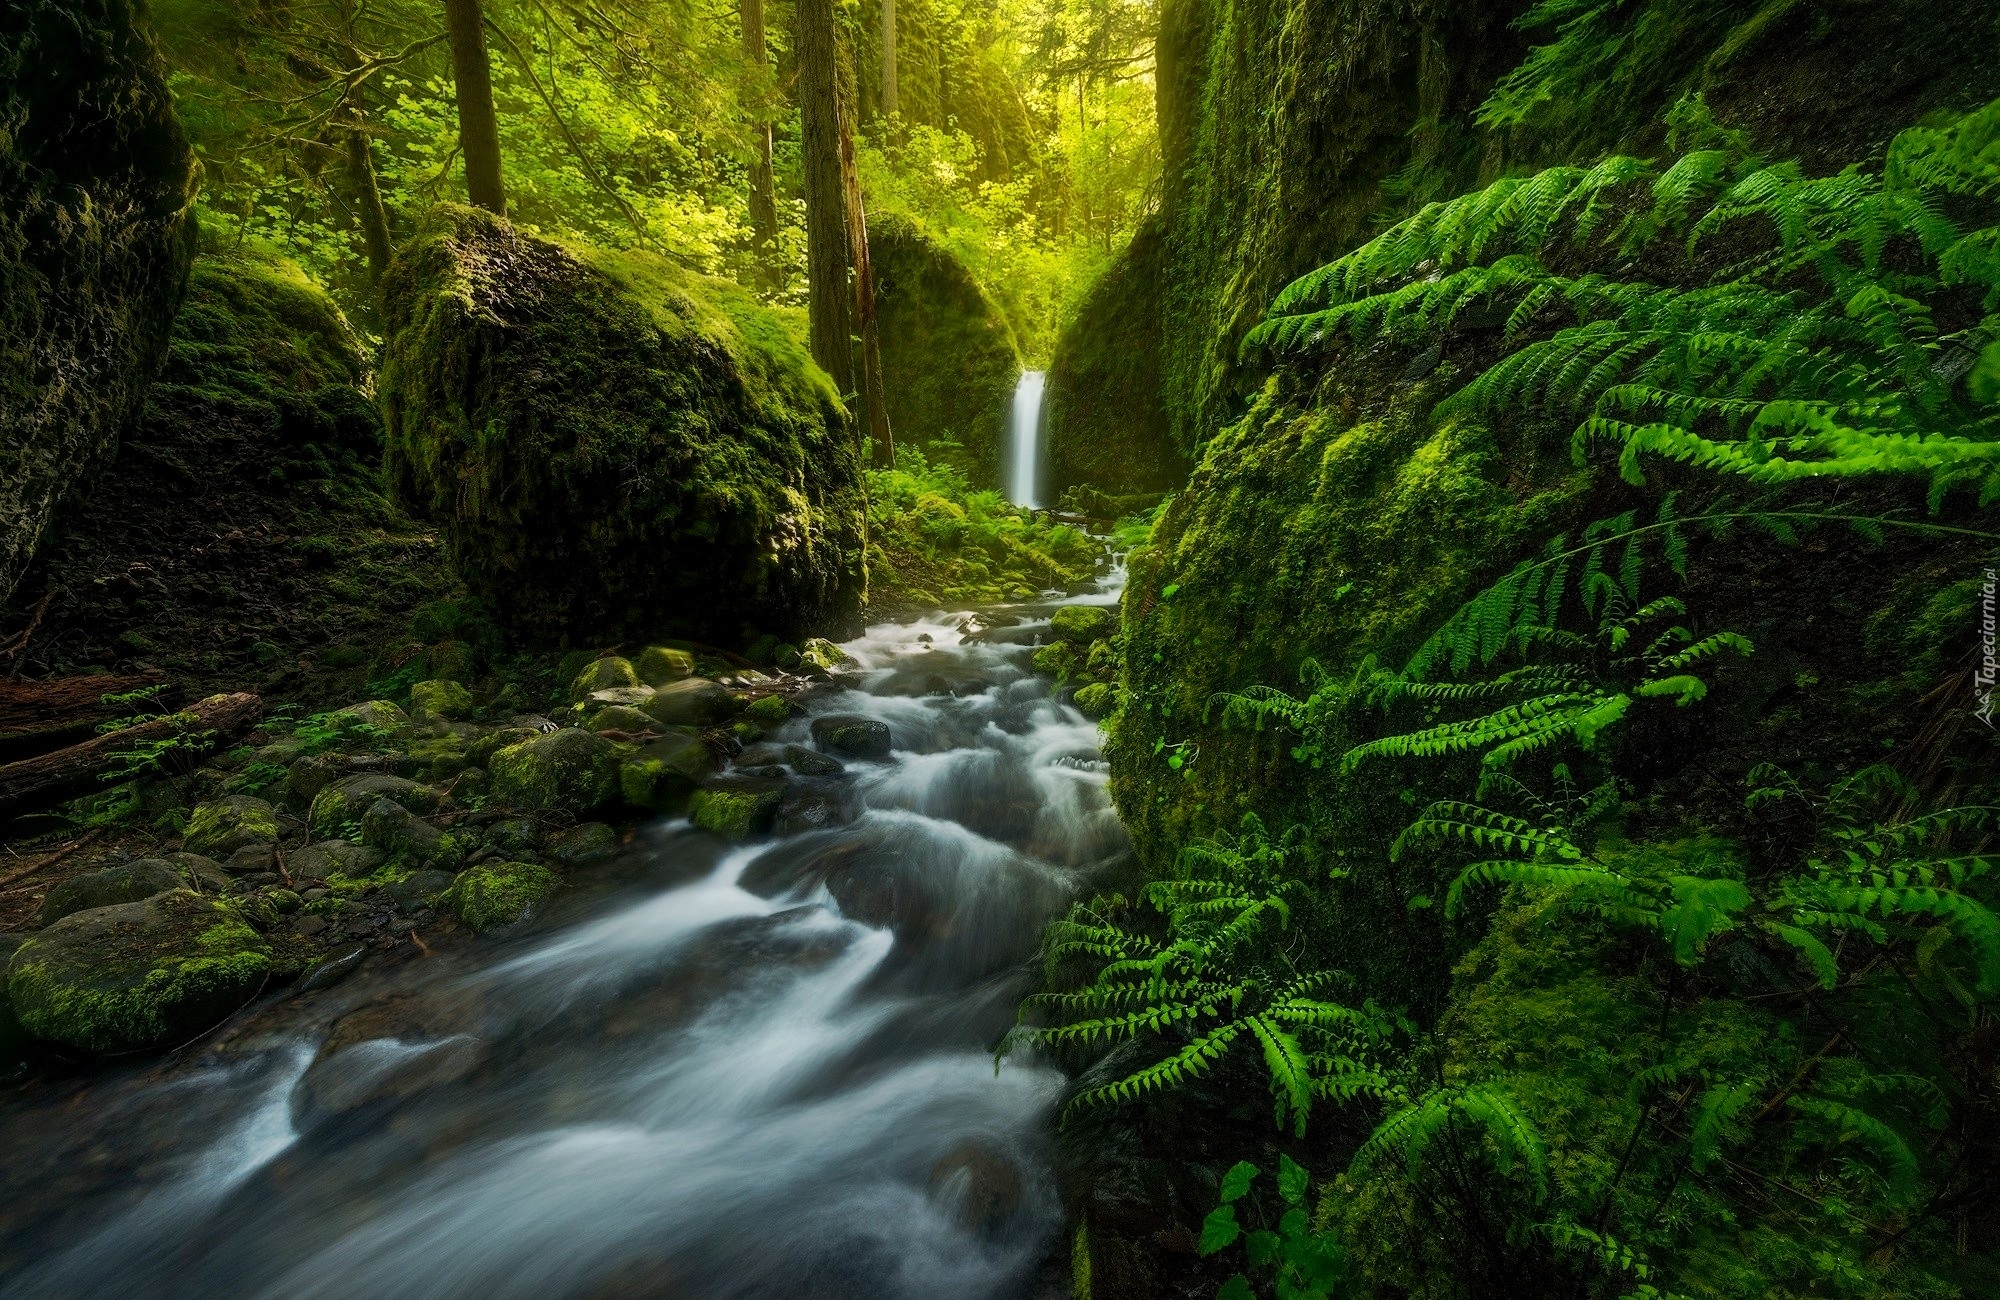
[
  {"x1": 380, "y1": 205, "x2": 868, "y2": 646},
  {"x1": 0, "y1": 0, "x2": 196, "y2": 603},
  {"x1": 869, "y1": 215, "x2": 1022, "y2": 485}
]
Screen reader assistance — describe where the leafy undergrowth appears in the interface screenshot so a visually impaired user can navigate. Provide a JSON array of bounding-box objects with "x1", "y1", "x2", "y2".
[{"x1": 865, "y1": 449, "x2": 1107, "y2": 613}]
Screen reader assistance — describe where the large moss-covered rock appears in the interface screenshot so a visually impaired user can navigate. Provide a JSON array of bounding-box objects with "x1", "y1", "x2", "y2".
[
  {"x1": 379, "y1": 205, "x2": 867, "y2": 643},
  {"x1": 1044, "y1": 221, "x2": 1185, "y2": 499},
  {"x1": 37, "y1": 859, "x2": 186, "y2": 928},
  {"x1": 182, "y1": 794, "x2": 280, "y2": 859},
  {"x1": 443, "y1": 860, "x2": 559, "y2": 933},
  {"x1": 5, "y1": 890, "x2": 271, "y2": 1055},
  {"x1": 0, "y1": 0, "x2": 196, "y2": 603},
  {"x1": 868, "y1": 215, "x2": 1021, "y2": 485},
  {"x1": 488, "y1": 727, "x2": 620, "y2": 814}
]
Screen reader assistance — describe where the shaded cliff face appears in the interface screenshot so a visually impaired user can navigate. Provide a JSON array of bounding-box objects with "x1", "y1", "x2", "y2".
[{"x1": 0, "y1": 0, "x2": 196, "y2": 602}]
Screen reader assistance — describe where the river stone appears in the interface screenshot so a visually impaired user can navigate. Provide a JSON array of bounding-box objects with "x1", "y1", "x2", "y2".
[
  {"x1": 163, "y1": 852, "x2": 233, "y2": 894},
  {"x1": 797, "y1": 637, "x2": 853, "y2": 677},
  {"x1": 359, "y1": 798, "x2": 461, "y2": 870},
  {"x1": 783, "y1": 744, "x2": 846, "y2": 777},
  {"x1": 290, "y1": 839, "x2": 385, "y2": 883},
  {"x1": 467, "y1": 726, "x2": 542, "y2": 768},
  {"x1": 385, "y1": 869, "x2": 456, "y2": 910},
  {"x1": 689, "y1": 778, "x2": 787, "y2": 838},
  {"x1": 295, "y1": 1033, "x2": 489, "y2": 1120},
  {"x1": 296, "y1": 944, "x2": 369, "y2": 994},
  {"x1": 1073, "y1": 682, "x2": 1114, "y2": 719},
  {"x1": 742, "y1": 694, "x2": 794, "y2": 727},
  {"x1": 489, "y1": 728, "x2": 619, "y2": 814},
  {"x1": 586, "y1": 704, "x2": 657, "y2": 734},
  {"x1": 37, "y1": 859, "x2": 185, "y2": 928},
  {"x1": 547, "y1": 822, "x2": 619, "y2": 866},
  {"x1": 1050, "y1": 604, "x2": 1114, "y2": 645},
  {"x1": 620, "y1": 731, "x2": 715, "y2": 813},
  {"x1": 5, "y1": 890, "x2": 271, "y2": 1055},
  {"x1": 641, "y1": 678, "x2": 739, "y2": 728},
  {"x1": 443, "y1": 861, "x2": 559, "y2": 933},
  {"x1": 810, "y1": 716, "x2": 893, "y2": 759},
  {"x1": 309, "y1": 774, "x2": 442, "y2": 839},
  {"x1": 570, "y1": 656, "x2": 640, "y2": 701},
  {"x1": 482, "y1": 819, "x2": 541, "y2": 854},
  {"x1": 182, "y1": 795, "x2": 280, "y2": 859},
  {"x1": 328, "y1": 700, "x2": 412, "y2": 738},
  {"x1": 930, "y1": 1139, "x2": 1026, "y2": 1232},
  {"x1": 635, "y1": 645, "x2": 696, "y2": 686},
  {"x1": 409, "y1": 679, "x2": 474, "y2": 724}
]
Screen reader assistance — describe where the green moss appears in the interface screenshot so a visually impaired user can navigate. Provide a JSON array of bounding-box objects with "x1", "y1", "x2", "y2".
[
  {"x1": 410, "y1": 679, "x2": 473, "y2": 721},
  {"x1": 379, "y1": 205, "x2": 867, "y2": 644},
  {"x1": 1073, "y1": 681, "x2": 1115, "y2": 719},
  {"x1": 571, "y1": 656, "x2": 640, "y2": 700},
  {"x1": 1050, "y1": 604, "x2": 1115, "y2": 645},
  {"x1": 689, "y1": 786, "x2": 782, "y2": 838},
  {"x1": 743, "y1": 693, "x2": 793, "y2": 726},
  {"x1": 1032, "y1": 641, "x2": 1078, "y2": 680},
  {"x1": 182, "y1": 795, "x2": 280, "y2": 857},
  {"x1": 867, "y1": 214, "x2": 1023, "y2": 485},
  {"x1": 488, "y1": 727, "x2": 620, "y2": 814},
  {"x1": 443, "y1": 861, "x2": 559, "y2": 933}
]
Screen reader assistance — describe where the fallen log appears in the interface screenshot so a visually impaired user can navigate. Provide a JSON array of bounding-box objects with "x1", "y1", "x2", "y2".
[
  {"x1": 0, "y1": 671, "x2": 171, "y2": 763},
  {"x1": 0, "y1": 692, "x2": 263, "y2": 821}
]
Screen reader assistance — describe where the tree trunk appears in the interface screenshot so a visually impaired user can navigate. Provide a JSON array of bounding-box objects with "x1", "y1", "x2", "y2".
[
  {"x1": 880, "y1": 0, "x2": 898, "y2": 118},
  {"x1": 838, "y1": 103, "x2": 894, "y2": 466},
  {"x1": 739, "y1": 0, "x2": 780, "y2": 284},
  {"x1": 441, "y1": 0, "x2": 506, "y2": 214},
  {"x1": 796, "y1": 0, "x2": 854, "y2": 397},
  {"x1": 0, "y1": 693, "x2": 263, "y2": 820},
  {"x1": 343, "y1": 112, "x2": 395, "y2": 284}
]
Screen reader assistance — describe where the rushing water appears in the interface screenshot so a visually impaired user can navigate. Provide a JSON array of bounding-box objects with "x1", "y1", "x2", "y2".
[
  {"x1": 1008, "y1": 371, "x2": 1046, "y2": 508},
  {"x1": 0, "y1": 577, "x2": 1128, "y2": 1300}
]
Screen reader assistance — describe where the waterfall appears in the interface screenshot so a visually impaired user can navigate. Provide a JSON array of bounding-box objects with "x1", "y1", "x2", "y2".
[{"x1": 1008, "y1": 370, "x2": 1045, "y2": 508}]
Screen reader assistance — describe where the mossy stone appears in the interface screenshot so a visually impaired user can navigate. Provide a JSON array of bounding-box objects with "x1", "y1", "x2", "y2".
[
  {"x1": 642, "y1": 678, "x2": 739, "y2": 728},
  {"x1": 289, "y1": 839, "x2": 385, "y2": 883},
  {"x1": 1031, "y1": 642, "x2": 1078, "y2": 679},
  {"x1": 308, "y1": 774, "x2": 443, "y2": 840},
  {"x1": 410, "y1": 679, "x2": 474, "y2": 723},
  {"x1": 183, "y1": 795, "x2": 280, "y2": 859},
  {"x1": 38, "y1": 859, "x2": 186, "y2": 928},
  {"x1": 547, "y1": 822, "x2": 619, "y2": 866},
  {"x1": 443, "y1": 861, "x2": 559, "y2": 934},
  {"x1": 359, "y1": 798, "x2": 462, "y2": 871},
  {"x1": 797, "y1": 638, "x2": 853, "y2": 677},
  {"x1": 1050, "y1": 605, "x2": 1115, "y2": 645},
  {"x1": 1073, "y1": 682, "x2": 1115, "y2": 719},
  {"x1": 689, "y1": 783, "x2": 785, "y2": 838},
  {"x1": 620, "y1": 730, "x2": 716, "y2": 812},
  {"x1": 635, "y1": 646, "x2": 696, "y2": 686},
  {"x1": 809, "y1": 716, "x2": 893, "y2": 759},
  {"x1": 378, "y1": 205, "x2": 866, "y2": 643},
  {"x1": 743, "y1": 694, "x2": 794, "y2": 726},
  {"x1": 488, "y1": 728, "x2": 620, "y2": 814},
  {"x1": 586, "y1": 704, "x2": 658, "y2": 734},
  {"x1": 328, "y1": 700, "x2": 412, "y2": 738},
  {"x1": 571, "y1": 656, "x2": 640, "y2": 701},
  {"x1": 5, "y1": 890, "x2": 271, "y2": 1055}
]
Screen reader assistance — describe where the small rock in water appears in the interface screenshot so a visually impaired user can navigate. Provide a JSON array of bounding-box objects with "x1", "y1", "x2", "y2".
[
  {"x1": 929, "y1": 1140, "x2": 1026, "y2": 1233},
  {"x1": 296, "y1": 944, "x2": 368, "y2": 993},
  {"x1": 809, "y1": 715, "x2": 892, "y2": 759},
  {"x1": 782, "y1": 744, "x2": 845, "y2": 777}
]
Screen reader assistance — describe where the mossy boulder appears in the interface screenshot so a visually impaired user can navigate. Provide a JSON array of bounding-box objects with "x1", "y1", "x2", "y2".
[
  {"x1": 489, "y1": 727, "x2": 620, "y2": 814},
  {"x1": 328, "y1": 700, "x2": 412, "y2": 738},
  {"x1": 443, "y1": 861, "x2": 558, "y2": 933},
  {"x1": 288, "y1": 838, "x2": 384, "y2": 883},
  {"x1": 37, "y1": 859, "x2": 186, "y2": 928},
  {"x1": 743, "y1": 693, "x2": 793, "y2": 726},
  {"x1": 570, "y1": 656, "x2": 640, "y2": 700},
  {"x1": 797, "y1": 637, "x2": 854, "y2": 678},
  {"x1": 867, "y1": 215, "x2": 1022, "y2": 484},
  {"x1": 1049, "y1": 604, "x2": 1115, "y2": 645},
  {"x1": 379, "y1": 205, "x2": 867, "y2": 643},
  {"x1": 0, "y1": 0, "x2": 197, "y2": 603},
  {"x1": 359, "y1": 798, "x2": 462, "y2": 870},
  {"x1": 308, "y1": 774, "x2": 442, "y2": 839},
  {"x1": 1073, "y1": 682, "x2": 1115, "y2": 719},
  {"x1": 810, "y1": 715, "x2": 893, "y2": 759},
  {"x1": 641, "y1": 678, "x2": 738, "y2": 728},
  {"x1": 5, "y1": 890, "x2": 271, "y2": 1055},
  {"x1": 409, "y1": 679, "x2": 473, "y2": 724},
  {"x1": 1044, "y1": 221, "x2": 1186, "y2": 499},
  {"x1": 635, "y1": 645, "x2": 695, "y2": 685},
  {"x1": 689, "y1": 780, "x2": 786, "y2": 838},
  {"x1": 620, "y1": 730, "x2": 715, "y2": 812},
  {"x1": 182, "y1": 795, "x2": 280, "y2": 859}
]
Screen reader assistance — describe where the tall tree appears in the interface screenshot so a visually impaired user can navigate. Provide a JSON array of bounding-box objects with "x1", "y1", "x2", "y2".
[
  {"x1": 441, "y1": 0, "x2": 506, "y2": 214},
  {"x1": 796, "y1": 0, "x2": 854, "y2": 395},
  {"x1": 342, "y1": 110, "x2": 395, "y2": 285},
  {"x1": 838, "y1": 101, "x2": 894, "y2": 465},
  {"x1": 881, "y1": 0, "x2": 898, "y2": 117},
  {"x1": 740, "y1": 0, "x2": 780, "y2": 280}
]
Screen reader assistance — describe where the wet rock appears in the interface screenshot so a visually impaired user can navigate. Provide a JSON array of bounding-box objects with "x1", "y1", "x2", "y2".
[
  {"x1": 689, "y1": 778, "x2": 787, "y2": 838},
  {"x1": 641, "y1": 678, "x2": 739, "y2": 728},
  {"x1": 1073, "y1": 682, "x2": 1114, "y2": 719},
  {"x1": 442, "y1": 861, "x2": 559, "y2": 933},
  {"x1": 930, "y1": 1140, "x2": 1026, "y2": 1232},
  {"x1": 294, "y1": 1032, "x2": 488, "y2": 1120},
  {"x1": 488, "y1": 728, "x2": 620, "y2": 815},
  {"x1": 797, "y1": 637, "x2": 853, "y2": 677},
  {"x1": 466, "y1": 725, "x2": 542, "y2": 768},
  {"x1": 570, "y1": 655, "x2": 641, "y2": 700},
  {"x1": 359, "y1": 799, "x2": 462, "y2": 871},
  {"x1": 775, "y1": 788, "x2": 861, "y2": 835},
  {"x1": 287, "y1": 753, "x2": 343, "y2": 803},
  {"x1": 291, "y1": 914, "x2": 329, "y2": 937},
  {"x1": 409, "y1": 679, "x2": 474, "y2": 724},
  {"x1": 483, "y1": 819, "x2": 541, "y2": 854},
  {"x1": 733, "y1": 742, "x2": 789, "y2": 768},
  {"x1": 182, "y1": 794, "x2": 280, "y2": 859},
  {"x1": 328, "y1": 700, "x2": 412, "y2": 738},
  {"x1": 547, "y1": 822, "x2": 619, "y2": 866},
  {"x1": 385, "y1": 870, "x2": 455, "y2": 910},
  {"x1": 226, "y1": 843, "x2": 278, "y2": 875},
  {"x1": 164, "y1": 852, "x2": 233, "y2": 894},
  {"x1": 586, "y1": 704, "x2": 657, "y2": 734},
  {"x1": 635, "y1": 645, "x2": 696, "y2": 686},
  {"x1": 783, "y1": 744, "x2": 846, "y2": 777},
  {"x1": 37, "y1": 859, "x2": 185, "y2": 927},
  {"x1": 1050, "y1": 604, "x2": 1115, "y2": 645},
  {"x1": 810, "y1": 715, "x2": 893, "y2": 759},
  {"x1": 308, "y1": 774, "x2": 442, "y2": 839},
  {"x1": 289, "y1": 839, "x2": 385, "y2": 883},
  {"x1": 742, "y1": 694, "x2": 794, "y2": 727},
  {"x1": 296, "y1": 944, "x2": 368, "y2": 993},
  {"x1": 5, "y1": 890, "x2": 271, "y2": 1055}
]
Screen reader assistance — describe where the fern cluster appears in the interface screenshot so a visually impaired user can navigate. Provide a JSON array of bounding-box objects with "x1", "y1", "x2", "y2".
[{"x1": 1248, "y1": 98, "x2": 2000, "y2": 507}]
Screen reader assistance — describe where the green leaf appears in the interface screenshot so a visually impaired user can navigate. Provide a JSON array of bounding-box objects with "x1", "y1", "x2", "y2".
[
  {"x1": 1217, "y1": 1276, "x2": 1255, "y2": 1300},
  {"x1": 1198, "y1": 1205, "x2": 1243, "y2": 1256},
  {"x1": 1278, "y1": 1154, "x2": 1310, "y2": 1205},
  {"x1": 1220, "y1": 1160, "x2": 1259, "y2": 1203}
]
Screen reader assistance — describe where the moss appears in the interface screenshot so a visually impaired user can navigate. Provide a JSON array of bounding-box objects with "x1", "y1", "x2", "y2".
[
  {"x1": 1050, "y1": 604, "x2": 1115, "y2": 645},
  {"x1": 379, "y1": 205, "x2": 867, "y2": 644},
  {"x1": 443, "y1": 861, "x2": 559, "y2": 933},
  {"x1": 743, "y1": 693, "x2": 793, "y2": 726},
  {"x1": 619, "y1": 731, "x2": 714, "y2": 812},
  {"x1": 689, "y1": 786, "x2": 782, "y2": 838},
  {"x1": 868, "y1": 214, "x2": 1023, "y2": 485},
  {"x1": 1073, "y1": 682, "x2": 1115, "y2": 719},
  {"x1": 5, "y1": 891, "x2": 270, "y2": 1055},
  {"x1": 571, "y1": 656, "x2": 640, "y2": 700},
  {"x1": 409, "y1": 679, "x2": 473, "y2": 721},
  {"x1": 322, "y1": 862, "x2": 416, "y2": 899},
  {"x1": 182, "y1": 795, "x2": 280, "y2": 857},
  {"x1": 488, "y1": 727, "x2": 620, "y2": 814},
  {"x1": 634, "y1": 645, "x2": 695, "y2": 685},
  {"x1": 0, "y1": 0, "x2": 197, "y2": 602},
  {"x1": 308, "y1": 774, "x2": 442, "y2": 839}
]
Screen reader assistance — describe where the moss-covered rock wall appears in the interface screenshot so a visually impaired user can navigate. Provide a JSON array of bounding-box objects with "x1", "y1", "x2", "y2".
[
  {"x1": 1043, "y1": 221, "x2": 1183, "y2": 499},
  {"x1": 379, "y1": 205, "x2": 867, "y2": 646},
  {"x1": 0, "y1": 0, "x2": 196, "y2": 603},
  {"x1": 869, "y1": 215, "x2": 1022, "y2": 485}
]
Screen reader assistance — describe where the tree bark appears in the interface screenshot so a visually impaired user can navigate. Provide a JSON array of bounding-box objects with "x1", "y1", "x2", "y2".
[
  {"x1": 343, "y1": 111, "x2": 395, "y2": 284},
  {"x1": 838, "y1": 104, "x2": 894, "y2": 466},
  {"x1": 880, "y1": 0, "x2": 898, "y2": 118},
  {"x1": 739, "y1": 0, "x2": 780, "y2": 284},
  {"x1": 441, "y1": 0, "x2": 506, "y2": 214},
  {"x1": 796, "y1": 0, "x2": 854, "y2": 396},
  {"x1": 0, "y1": 693, "x2": 263, "y2": 820}
]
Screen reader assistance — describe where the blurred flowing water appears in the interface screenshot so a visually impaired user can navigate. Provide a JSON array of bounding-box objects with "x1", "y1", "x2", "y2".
[{"x1": 0, "y1": 576, "x2": 1128, "y2": 1300}]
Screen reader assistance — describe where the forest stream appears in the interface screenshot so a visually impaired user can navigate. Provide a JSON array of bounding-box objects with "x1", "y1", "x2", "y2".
[{"x1": 0, "y1": 577, "x2": 1128, "y2": 1299}]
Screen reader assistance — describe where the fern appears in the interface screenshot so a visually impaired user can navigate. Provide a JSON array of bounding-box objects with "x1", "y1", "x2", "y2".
[{"x1": 1350, "y1": 1082, "x2": 1549, "y2": 1197}]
